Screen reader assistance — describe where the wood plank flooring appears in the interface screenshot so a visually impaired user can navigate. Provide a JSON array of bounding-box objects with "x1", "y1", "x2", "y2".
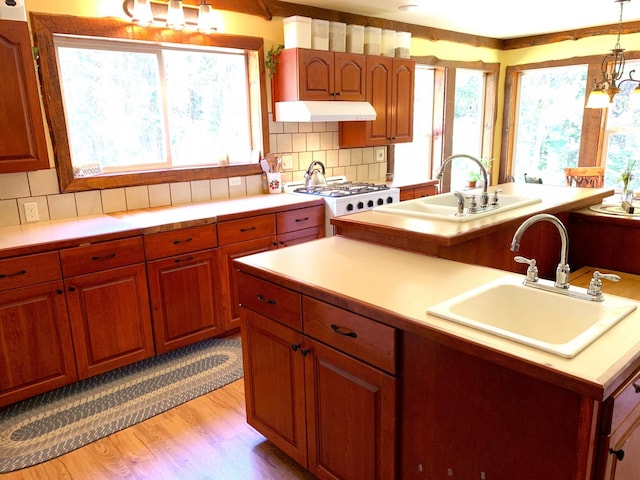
[{"x1": 2, "y1": 380, "x2": 317, "y2": 480}]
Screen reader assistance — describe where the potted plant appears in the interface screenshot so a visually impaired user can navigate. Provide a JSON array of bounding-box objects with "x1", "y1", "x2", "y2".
[
  {"x1": 467, "y1": 171, "x2": 481, "y2": 188},
  {"x1": 618, "y1": 158, "x2": 637, "y2": 201},
  {"x1": 265, "y1": 44, "x2": 284, "y2": 78}
]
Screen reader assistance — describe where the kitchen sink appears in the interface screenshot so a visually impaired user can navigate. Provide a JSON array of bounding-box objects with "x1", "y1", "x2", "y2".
[
  {"x1": 374, "y1": 191, "x2": 541, "y2": 222},
  {"x1": 427, "y1": 276, "x2": 637, "y2": 358}
]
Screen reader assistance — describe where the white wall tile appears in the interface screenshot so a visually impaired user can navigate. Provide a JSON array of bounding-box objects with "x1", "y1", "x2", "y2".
[
  {"x1": 338, "y1": 149, "x2": 351, "y2": 167},
  {"x1": 125, "y1": 186, "x2": 150, "y2": 210},
  {"x1": 170, "y1": 182, "x2": 192, "y2": 205},
  {"x1": 276, "y1": 133, "x2": 292, "y2": 153},
  {"x1": 101, "y1": 188, "x2": 127, "y2": 213},
  {"x1": 228, "y1": 177, "x2": 247, "y2": 198},
  {"x1": 75, "y1": 190, "x2": 103, "y2": 216},
  {"x1": 28, "y1": 169, "x2": 60, "y2": 196},
  {"x1": 312, "y1": 122, "x2": 327, "y2": 132},
  {"x1": 210, "y1": 178, "x2": 230, "y2": 200},
  {"x1": 327, "y1": 121, "x2": 339, "y2": 132},
  {"x1": 320, "y1": 132, "x2": 334, "y2": 151},
  {"x1": 0, "y1": 172, "x2": 30, "y2": 199},
  {"x1": 363, "y1": 147, "x2": 374, "y2": 163},
  {"x1": 325, "y1": 149, "x2": 339, "y2": 168},
  {"x1": 306, "y1": 132, "x2": 320, "y2": 151},
  {"x1": 48, "y1": 193, "x2": 77, "y2": 220},
  {"x1": 246, "y1": 174, "x2": 264, "y2": 195},
  {"x1": 190, "y1": 180, "x2": 211, "y2": 202},
  {"x1": 17, "y1": 196, "x2": 50, "y2": 223},
  {"x1": 283, "y1": 122, "x2": 298, "y2": 134},
  {"x1": 350, "y1": 148, "x2": 363, "y2": 165},
  {"x1": 291, "y1": 133, "x2": 307, "y2": 152},
  {"x1": 0, "y1": 200, "x2": 20, "y2": 227},
  {"x1": 298, "y1": 122, "x2": 313, "y2": 133},
  {"x1": 148, "y1": 184, "x2": 171, "y2": 208},
  {"x1": 268, "y1": 114, "x2": 284, "y2": 134},
  {"x1": 356, "y1": 164, "x2": 369, "y2": 181}
]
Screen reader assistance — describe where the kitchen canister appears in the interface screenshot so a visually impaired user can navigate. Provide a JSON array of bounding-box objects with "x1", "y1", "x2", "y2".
[
  {"x1": 346, "y1": 24, "x2": 364, "y2": 54},
  {"x1": 329, "y1": 21, "x2": 346, "y2": 52},
  {"x1": 283, "y1": 15, "x2": 312, "y2": 49},
  {"x1": 364, "y1": 26, "x2": 381, "y2": 55},
  {"x1": 266, "y1": 172, "x2": 282, "y2": 194},
  {"x1": 395, "y1": 31, "x2": 411, "y2": 58},
  {"x1": 0, "y1": 0, "x2": 26, "y2": 21},
  {"x1": 312, "y1": 19, "x2": 329, "y2": 50},
  {"x1": 381, "y1": 29, "x2": 396, "y2": 56}
]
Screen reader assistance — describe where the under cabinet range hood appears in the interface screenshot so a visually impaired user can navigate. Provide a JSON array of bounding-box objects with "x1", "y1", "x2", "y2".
[{"x1": 275, "y1": 101, "x2": 377, "y2": 122}]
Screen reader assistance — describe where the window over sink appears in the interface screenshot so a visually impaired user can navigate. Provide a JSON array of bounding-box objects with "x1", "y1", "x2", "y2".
[{"x1": 31, "y1": 14, "x2": 268, "y2": 192}]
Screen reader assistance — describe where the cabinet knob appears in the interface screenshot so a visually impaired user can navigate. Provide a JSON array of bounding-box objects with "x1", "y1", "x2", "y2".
[
  {"x1": 610, "y1": 448, "x2": 625, "y2": 461},
  {"x1": 56, "y1": 288, "x2": 64, "y2": 295},
  {"x1": 291, "y1": 344, "x2": 300, "y2": 352},
  {"x1": 68, "y1": 285, "x2": 76, "y2": 292},
  {"x1": 299, "y1": 348, "x2": 310, "y2": 357},
  {"x1": 633, "y1": 382, "x2": 640, "y2": 393}
]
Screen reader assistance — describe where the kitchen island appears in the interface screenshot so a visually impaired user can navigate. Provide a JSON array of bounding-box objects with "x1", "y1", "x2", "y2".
[
  {"x1": 235, "y1": 236, "x2": 640, "y2": 479},
  {"x1": 331, "y1": 182, "x2": 613, "y2": 279}
]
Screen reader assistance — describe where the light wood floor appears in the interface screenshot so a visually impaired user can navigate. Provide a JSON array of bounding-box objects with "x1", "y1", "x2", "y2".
[{"x1": 2, "y1": 380, "x2": 317, "y2": 480}]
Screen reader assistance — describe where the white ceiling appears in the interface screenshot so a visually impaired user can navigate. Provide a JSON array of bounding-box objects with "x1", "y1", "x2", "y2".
[{"x1": 287, "y1": 0, "x2": 640, "y2": 39}]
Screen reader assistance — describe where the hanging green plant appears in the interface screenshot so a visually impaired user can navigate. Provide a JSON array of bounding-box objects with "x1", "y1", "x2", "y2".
[{"x1": 265, "y1": 44, "x2": 284, "y2": 78}]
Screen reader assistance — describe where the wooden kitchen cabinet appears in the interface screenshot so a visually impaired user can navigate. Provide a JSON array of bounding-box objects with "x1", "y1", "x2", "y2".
[
  {"x1": 339, "y1": 56, "x2": 415, "y2": 147},
  {"x1": 275, "y1": 204, "x2": 324, "y2": 247},
  {"x1": 273, "y1": 48, "x2": 366, "y2": 103},
  {"x1": 61, "y1": 237, "x2": 154, "y2": 379},
  {"x1": 0, "y1": 252, "x2": 77, "y2": 407},
  {"x1": 0, "y1": 20, "x2": 50, "y2": 173},
  {"x1": 145, "y1": 225, "x2": 221, "y2": 354},
  {"x1": 398, "y1": 183, "x2": 438, "y2": 201},
  {"x1": 239, "y1": 272, "x2": 397, "y2": 480}
]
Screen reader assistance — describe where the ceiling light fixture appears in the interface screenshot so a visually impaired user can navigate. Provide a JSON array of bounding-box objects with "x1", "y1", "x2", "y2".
[
  {"x1": 123, "y1": 0, "x2": 219, "y2": 33},
  {"x1": 398, "y1": 4, "x2": 421, "y2": 12},
  {"x1": 586, "y1": 0, "x2": 640, "y2": 108}
]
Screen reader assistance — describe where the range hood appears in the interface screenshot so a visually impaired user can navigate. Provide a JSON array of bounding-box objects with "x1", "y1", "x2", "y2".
[{"x1": 275, "y1": 101, "x2": 377, "y2": 122}]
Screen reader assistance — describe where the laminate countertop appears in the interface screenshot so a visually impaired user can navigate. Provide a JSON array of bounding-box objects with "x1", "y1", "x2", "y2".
[
  {"x1": 332, "y1": 183, "x2": 614, "y2": 246},
  {"x1": 235, "y1": 236, "x2": 640, "y2": 401},
  {"x1": 0, "y1": 194, "x2": 323, "y2": 259}
]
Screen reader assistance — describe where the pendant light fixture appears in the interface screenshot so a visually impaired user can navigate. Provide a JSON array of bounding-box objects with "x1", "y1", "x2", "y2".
[
  {"x1": 131, "y1": 0, "x2": 153, "y2": 27},
  {"x1": 586, "y1": 0, "x2": 640, "y2": 108},
  {"x1": 197, "y1": 1, "x2": 216, "y2": 34},
  {"x1": 165, "y1": 0, "x2": 185, "y2": 30},
  {"x1": 123, "y1": 0, "x2": 218, "y2": 33}
]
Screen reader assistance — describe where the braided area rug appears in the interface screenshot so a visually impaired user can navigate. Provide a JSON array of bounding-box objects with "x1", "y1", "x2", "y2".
[{"x1": 0, "y1": 336, "x2": 243, "y2": 473}]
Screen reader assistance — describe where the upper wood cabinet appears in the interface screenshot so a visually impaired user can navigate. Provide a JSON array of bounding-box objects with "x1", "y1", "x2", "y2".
[
  {"x1": 273, "y1": 48, "x2": 366, "y2": 103},
  {"x1": 339, "y1": 56, "x2": 415, "y2": 147},
  {"x1": 0, "y1": 20, "x2": 50, "y2": 173}
]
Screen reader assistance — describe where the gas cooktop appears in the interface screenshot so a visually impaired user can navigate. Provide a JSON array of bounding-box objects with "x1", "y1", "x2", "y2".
[{"x1": 294, "y1": 181, "x2": 392, "y2": 197}]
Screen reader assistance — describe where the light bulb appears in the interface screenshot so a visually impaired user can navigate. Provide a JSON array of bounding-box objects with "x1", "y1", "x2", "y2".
[
  {"x1": 198, "y1": 2, "x2": 216, "y2": 34},
  {"x1": 132, "y1": 0, "x2": 153, "y2": 27},
  {"x1": 166, "y1": 0, "x2": 185, "y2": 31}
]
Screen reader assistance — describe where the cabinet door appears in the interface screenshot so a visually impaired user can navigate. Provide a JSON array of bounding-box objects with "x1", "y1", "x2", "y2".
[
  {"x1": 305, "y1": 337, "x2": 397, "y2": 480},
  {"x1": 218, "y1": 236, "x2": 276, "y2": 331},
  {"x1": 600, "y1": 421, "x2": 640, "y2": 480},
  {"x1": 0, "y1": 20, "x2": 50, "y2": 173},
  {"x1": 391, "y1": 58, "x2": 414, "y2": 143},
  {"x1": 0, "y1": 281, "x2": 77, "y2": 406},
  {"x1": 298, "y1": 49, "x2": 334, "y2": 100},
  {"x1": 241, "y1": 308, "x2": 307, "y2": 466},
  {"x1": 65, "y1": 264, "x2": 154, "y2": 379},
  {"x1": 334, "y1": 52, "x2": 366, "y2": 101},
  {"x1": 365, "y1": 55, "x2": 394, "y2": 146},
  {"x1": 147, "y1": 249, "x2": 221, "y2": 354}
]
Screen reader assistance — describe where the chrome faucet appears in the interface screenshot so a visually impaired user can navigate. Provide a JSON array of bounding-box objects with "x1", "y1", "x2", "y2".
[
  {"x1": 436, "y1": 154, "x2": 489, "y2": 207},
  {"x1": 510, "y1": 213, "x2": 570, "y2": 289},
  {"x1": 509, "y1": 214, "x2": 621, "y2": 301}
]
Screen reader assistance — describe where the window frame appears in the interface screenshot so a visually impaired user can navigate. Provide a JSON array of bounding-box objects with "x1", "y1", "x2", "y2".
[{"x1": 31, "y1": 13, "x2": 268, "y2": 193}]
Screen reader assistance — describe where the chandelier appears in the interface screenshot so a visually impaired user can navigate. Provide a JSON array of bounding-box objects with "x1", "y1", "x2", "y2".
[
  {"x1": 586, "y1": 0, "x2": 640, "y2": 108},
  {"x1": 123, "y1": 0, "x2": 219, "y2": 33}
]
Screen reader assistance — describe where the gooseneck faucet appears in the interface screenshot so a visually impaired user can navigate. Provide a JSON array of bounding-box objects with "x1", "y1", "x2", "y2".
[
  {"x1": 436, "y1": 154, "x2": 489, "y2": 206},
  {"x1": 510, "y1": 213, "x2": 570, "y2": 289}
]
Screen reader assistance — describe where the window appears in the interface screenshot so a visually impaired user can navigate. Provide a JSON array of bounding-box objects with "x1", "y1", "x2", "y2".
[
  {"x1": 510, "y1": 65, "x2": 587, "y2": 185},
  {"x1": 31, "y1": 14, "x2": 268, "y2": 192}
]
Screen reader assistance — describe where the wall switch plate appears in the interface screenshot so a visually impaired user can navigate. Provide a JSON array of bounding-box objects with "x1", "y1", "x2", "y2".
[
  {"x1": 24, "y1": 202, "x2": 39, "y2": 222},
  {"x1": 375, "y1": 147, "x2": 386, "y2": 162},
  {"x1": 281, "y1": 155, "x2": 293, "y2": 170},
  {"x1": 228, "y1": 176, "x2": 242, "y2": 187}
]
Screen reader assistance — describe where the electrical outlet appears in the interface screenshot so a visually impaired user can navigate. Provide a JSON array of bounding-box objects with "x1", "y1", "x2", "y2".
[
  {"x1": 228, "y1": 176, "x2": 242, "y2": 187},
  {"x1": 375, "y1": 147, "x2": 386, "y2": 162},
  {"x1": 281, "y1": 155, "x2": 293, "y2": 170},
  {"x1": 24, "y1": 202, "x2": 39, "y2": 222}
]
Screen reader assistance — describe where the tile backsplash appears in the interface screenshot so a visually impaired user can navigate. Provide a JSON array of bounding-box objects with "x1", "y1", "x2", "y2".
[{"x1": 0, "y1": 116, "x2": 387, "y2": 227}]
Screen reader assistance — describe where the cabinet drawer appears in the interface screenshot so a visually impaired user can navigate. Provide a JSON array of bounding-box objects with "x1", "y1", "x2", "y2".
[
  {"x1": 60, "y1": 237, "x2": 145, "y2": 277},
  {"x1": 0, "y1": 251, "x2": 61, "y2": 291},
  {"x1": 144, "y1": 225, "x2": 217, "y2": 260},
  {"x1": 276, "y1": 205, "x2": 324, "y2": 234},
  {"x1": 237, "y1": 272, "x2": 302, "y2": 330},
  {"x1": 218, "y1": 215, "x2": 275, "y2": 246},
  {"x1": 603, "y1": 369, "x2": 640, "y2": 434},
  {"x1": 303, "y1": 297, "x2": 396, "y2": 374}
]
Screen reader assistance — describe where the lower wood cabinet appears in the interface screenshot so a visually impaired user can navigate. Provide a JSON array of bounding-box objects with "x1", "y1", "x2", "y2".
[
  {"x1": 0, "y1": 281, "x2": 77, "y2": 406},
  {"x1": 239, "y1": 272, "x2": 396, "y2": 480}
]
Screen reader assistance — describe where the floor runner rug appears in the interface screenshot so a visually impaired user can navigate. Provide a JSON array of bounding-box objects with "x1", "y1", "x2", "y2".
[{"x1": 0, "y1": 336, "x2": 243, "y2": 473}]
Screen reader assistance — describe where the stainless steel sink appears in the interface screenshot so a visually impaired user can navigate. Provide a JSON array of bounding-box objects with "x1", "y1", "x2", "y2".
[
  {"x1": 374, "y1": 191, "x2": 541, "y2": 222},
  {"x1": 427, "y1": 276, "x2": 637, "y2": 358}
]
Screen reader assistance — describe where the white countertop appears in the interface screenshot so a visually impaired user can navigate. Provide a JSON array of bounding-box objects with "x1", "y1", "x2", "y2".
[{"x1": 235, "y1": 236, "x2": 640, "y2": 399}]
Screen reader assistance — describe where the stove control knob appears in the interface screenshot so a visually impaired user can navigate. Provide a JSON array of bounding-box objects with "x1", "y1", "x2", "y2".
[
  {"x1": 377, "y1": 198, "x2": 384, "y2": 206},
  {"x1": 386, "y1": 196, "x2": 394, "y2": 204},
  {"x1": 346, "y1": 203, "x2": 354, "y2": 211},
  {"x1": 357, "y1": 201, "x2": 364, "y2": 210},
  {"x1": 367, "y1": 200, "x2": 374, "y2": 208}
]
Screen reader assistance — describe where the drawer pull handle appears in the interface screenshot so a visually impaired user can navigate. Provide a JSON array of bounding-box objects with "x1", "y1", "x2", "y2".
[
  {"x1": 92, "y1": 253, "x2": 116, "y2": 261},
  {"x1": 174, "y1": 256, "x2": 194, "y2": 263},
  {"x1": 240, "y1": 226, "x2": 257, "y2": 232},
  {"x1": 295, "y1": 217, "x2": 309, "y2": 223},
  {"x1": 331, "y1": 324, "x2": 358, "y2": 338},
  {"x1": 633, "y1": 382, "x2": 640, "y2": 393},
  {"x1": 173, "y1": 237, "x2": 193, "y2": 245},
  {"x1": 300, "y1": 348, "x2": 310, "y2": 357},
  {"x1": 610, "y1": 448, "x2": 625, "y2": 461},
  {"x1": 291, "y1": 344, "x2": 300, "y2": 352},
  {"x1": 257, "y1": 294, "x2": 276, "y2": 305},
  {"x1": 0, "y1": 269, "x2": 26, "y2": 279}
]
